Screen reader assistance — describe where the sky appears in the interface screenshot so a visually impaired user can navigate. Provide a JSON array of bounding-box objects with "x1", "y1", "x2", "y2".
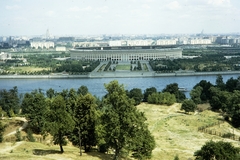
[{"x1": 0, "y1": 0, "x2": 240, "y2": 36}]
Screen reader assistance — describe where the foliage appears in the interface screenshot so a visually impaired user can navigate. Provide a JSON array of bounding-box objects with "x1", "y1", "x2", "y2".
[
  {"x1": 194, "y1": 80, "x2": 213, "y2": 102},
  {"x1": 0, "y1": 121, "x2": 5, "y2": 142},
  {"x1": 181, "y1": 99, "x2": 196, "y2": 113},
  {"x1": 102, "y1": 80, "x2": 155, "y2": 160},
  {"x1": 69, "y1": 93, "x2": 98, "y2": 154},
  {"x1": 162, "y1": 83, "x2": 186, "y2": 102},
  {"x1": 148, "y1": 92, "x2": 176, "y2": 106},
  {"x1": 143, "y1": 87, "x2": 157, "y2": 102},
  {"x1": 45, "y1": 95, "x2": 75, "y2": 153},
  {"x1": 77, "y1": 85, "x2": 89, "y2": 96},
  {"x1": 0, "y1": 86, "x2": 20, "y2": 116},
  {"x1": 128, "y1": 88, "x2": 143, "y2": 105},
  {"x1": 15, "y1": 129, "x2": 22, "y2": 141},
  {"x1": 215, "y1": 74, "x2": 225, "y2": 90},
  {"x1": 174, "y1": 154, "x2": 180, "y2": 160},
  {"x1": 194, "y1": 140, "x2": 240, "y2": 160},
  {"x1": 190, "y1": 86, "x2": 203, "y2": 104},
  {"x1": 26, "y1": 128, "x2": 35, "y2": 142},
  {"x1": 21, "y1": 90, "x2": 47, "y2": 134},
  {"x1": 225, "y1": 77, "x2": 240, "y2": 92}
]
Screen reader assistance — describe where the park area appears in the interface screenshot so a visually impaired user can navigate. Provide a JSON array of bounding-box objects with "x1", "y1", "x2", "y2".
[
  {"x1": 115, "y1": 64, "x2": 131, "y2": 71},
  {"x1": 1, "y1": 103, "x2": 240, "y2": 160}
]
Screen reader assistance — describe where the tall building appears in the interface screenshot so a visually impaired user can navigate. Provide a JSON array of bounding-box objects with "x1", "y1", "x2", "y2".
[{"x1": 46, "y1": 29, "x2": 50, "y2": 39}]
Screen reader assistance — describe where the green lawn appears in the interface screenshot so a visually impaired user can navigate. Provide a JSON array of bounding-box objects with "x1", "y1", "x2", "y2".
[{"x1": 116, "y1": 65, "x2": 130, "y2": 70}]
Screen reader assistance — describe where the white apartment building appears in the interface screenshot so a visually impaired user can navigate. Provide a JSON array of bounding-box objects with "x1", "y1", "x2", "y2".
[
  {"x1": 0, "y1": 52, "x2": 11, "y2": 60},
  {"x1": 190, "y1": 39, "x2": 211, "y2": 45},
  {"x1": 127, "y1": 40, "x2": 154, "y2": 46},
  {"x1": 156, "y1": 39, "x2": 177, "y2": 45},
  {"x1": 56, "y1": 46, "x2": 66, "y2": 51},
  {"x1": 30, "y1": 42, "x2": 54, "y2": 49}
]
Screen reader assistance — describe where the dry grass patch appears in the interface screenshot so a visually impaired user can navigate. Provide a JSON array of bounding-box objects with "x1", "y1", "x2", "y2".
[{"x1": 137, "y1": 103, "x2": 240, "y2": 160}]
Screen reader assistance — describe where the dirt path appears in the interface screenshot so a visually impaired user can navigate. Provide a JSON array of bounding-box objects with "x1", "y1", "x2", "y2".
[
  {"x1": 4, "y1": 117, "x2": 28, "y2": 137},
  {"x1": 0, "y1": 141, "x2": 23, "y2": 153}
]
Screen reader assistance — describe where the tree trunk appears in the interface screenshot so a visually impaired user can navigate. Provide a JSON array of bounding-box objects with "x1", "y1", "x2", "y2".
[
  {"x1": 59, "y1": 131, "x2": 64, "y2": 153},
  {"x1": 113, "y1": 147, "x2": 120, "y2": 160},
  {"x1": 78, "y1": 127, "x2": 82, "y2": 156},
  {"x1": 60, "y1": 144, "x2": 64, "y2": 153}
]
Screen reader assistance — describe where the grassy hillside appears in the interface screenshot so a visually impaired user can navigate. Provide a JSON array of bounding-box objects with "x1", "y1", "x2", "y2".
[{"x1": 0, "y1": 103, "x2": 240, "y2": 160}]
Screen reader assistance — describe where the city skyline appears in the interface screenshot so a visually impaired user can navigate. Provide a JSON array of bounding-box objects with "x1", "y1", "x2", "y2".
[{"x1": 1, "y1": 0, "x2": 240, "y2": 36}]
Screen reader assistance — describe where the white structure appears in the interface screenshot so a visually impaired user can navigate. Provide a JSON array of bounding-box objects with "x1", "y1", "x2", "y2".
[
  {"x1": 56, "y1": 46, "x2": 66, "y2": 51},
  {"x1": 127, "y1": 40, "x2": 154, "y2": 46},
  {"x1": 30, "y1": 41, "x2": 54, "y2": 49},
  {"x1": 189, "y1": 39, "x2": 211, "y2": 45},
  {"x1": 0, "y1": 52, "x2": 11, "y2": 60},
  {"x1": 109, "y1": 41, "x2": 122, "y2": 46},
  {"x1": 70, "y1": 46, "x2": 182, "y2": 61},
  {"x1": 156, "y1": 39, "x2": 177, "y2": 45}
]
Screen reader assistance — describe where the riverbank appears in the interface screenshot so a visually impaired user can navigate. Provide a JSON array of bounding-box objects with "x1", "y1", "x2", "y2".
[{"x1": 0, "y1": 71, "x2": 240, "y2": 79}]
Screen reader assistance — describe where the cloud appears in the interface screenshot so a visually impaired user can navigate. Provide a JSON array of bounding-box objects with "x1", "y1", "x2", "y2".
[
  {"x1": 46, "y1": 11, "x2": 56, "y2": 17},
  {"x1": 142, "y1": 4, "x2": 150, "y2": 9},
  {"x1": 68, "y1": 6, "x2": 92, "y2": 12},
  {"x1": 68, "y1": 6, "x2": 80, "y2": 12},
  {"x1": 81, "y1": 6, "x2": 92, "y2": 11},
  {"x1": 167, "y1": 1, "x2": 181, "y2": 10},
  {"x1": 5, "y1": 5, "x2": 21, "y2": 10},
  {"x1": 207, "y1": 0, "x2": 231, "y2": 6},
  {"x1": 97, "y1": 6, "x2": 108, "y2": 13}
]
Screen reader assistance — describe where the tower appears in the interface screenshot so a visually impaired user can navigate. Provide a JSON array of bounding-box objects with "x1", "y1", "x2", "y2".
[{"x1": 46, "y1": 29, "x2": 50, "y2": 39}]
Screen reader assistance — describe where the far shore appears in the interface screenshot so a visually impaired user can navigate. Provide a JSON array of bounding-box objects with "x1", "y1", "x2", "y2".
[{"x1": 0, "y1": 71, "x2": 240, "y2": 79}]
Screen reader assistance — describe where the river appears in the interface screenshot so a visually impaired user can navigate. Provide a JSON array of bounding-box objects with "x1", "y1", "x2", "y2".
[{"x1": 0, "y1": 74, "x2": 239, "y2": 98}]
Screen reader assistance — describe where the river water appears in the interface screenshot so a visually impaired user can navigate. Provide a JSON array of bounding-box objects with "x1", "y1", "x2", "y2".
[{"x1": 0, "y1": 74, "x2": 239, "y2": 98}]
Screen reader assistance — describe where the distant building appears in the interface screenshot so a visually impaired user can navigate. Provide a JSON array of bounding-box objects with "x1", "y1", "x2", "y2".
[
  {"x1": 56, "y1": 46, "x2": 66, "y2": 51},
  {"x1": 156, "y1": 39, "x2": 177, "y2": 45},
  {"x1": 70, "y1": 46, "x2": 182, "y2": 61},
  {"x1": 127, "y1": 40, "x2": 154, "y2": 46},
  {"x1": 58, "y1": 37, "x2": 75, "y2": 42},
  {"x1": 189, "y1": 39, "x2": 211, "y2": 45},
  {"x1": 30, "y1": 41, "x2": 54, "y2": 49},
  {"x1": 0, "y1": 52, "x2": 11, "y2": 60}
]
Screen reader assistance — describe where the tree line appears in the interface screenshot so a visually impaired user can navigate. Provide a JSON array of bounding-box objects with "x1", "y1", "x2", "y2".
[{"x1": 1, "y1": 75, "x2": 240, "y2": 159}]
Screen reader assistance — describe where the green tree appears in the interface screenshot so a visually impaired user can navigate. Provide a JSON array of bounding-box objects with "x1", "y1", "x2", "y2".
[
  {"x1": 162, "y1": 83, "x2": 186, "y2": 102},
  {"x1": 194, "y1": 140, "x2": 240, "y2": 160},
  {"x1": 15, "y1": 129, "x2": 22, "y2": 141},
  {"x1": 215, "y1": 74, "x2": 225, "y2": 90},
  {"x1": 181, "y1": 99, "x2": 196, "y2": 113},
  {"x1": 21, "y1": 90, "x2": 47, "y2": 133},
  {"x1": 190, "y1": 86, "x2": 203, "y2": 104},
  {"x1": 77, "y1": 85, "x2": 89, "y2": 96},
  {"x1": 45, "y1": 95, "x2": 75, "y2": 153},
  {"x1": 194, "y1": 80, "x2": 213, "y2": 102},
  {"x1": 69, "y1": 93, "x2": 98, "y2": 155},
  {"x1": 46, "y1": 88, "x2": 56, "y2": 99},
  {"x1": 26, "y1": 128, "x2": 35, "y2": 142},
  {"x1": 0, "y1": 86, "x2": 20, "y2": 116},
  {"x1": 226, "y1": 77, "x2": 238, "y2": 92},
  {"x1": 148, "y1": 92, "x2": 176, "y2": 105},
  {"x1": 0, "y1": 121, "x2": 5, "y2": 142},
  {"x1": 128, "y1": 88, "x2": 143, "y2": 105},
  {"x1": 102, "y1": 80, "x2": 155, "y2": 160},
  {"x1": 143, "y1": 87, "x2": 157, "y2": 102}
]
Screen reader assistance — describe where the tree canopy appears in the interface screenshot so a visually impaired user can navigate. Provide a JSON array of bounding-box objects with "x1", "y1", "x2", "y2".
[
  {"x1": 194, "y1": 140, "x2": 240, "y2": 160},
  {"x1": 102, "y1": 80, "x2": 155, "y2": 160}
]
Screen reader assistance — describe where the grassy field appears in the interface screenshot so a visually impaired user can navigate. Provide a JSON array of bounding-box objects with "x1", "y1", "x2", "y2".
[
  {"x1": 116, "y1": 65, "x2": 130, "y2": 70},
  {"x1": 9, "y1": 66, "x2": 50, "y2": 72},
  {"x1": 1, "y1": 103, "x2": 240, "y2": 160}
]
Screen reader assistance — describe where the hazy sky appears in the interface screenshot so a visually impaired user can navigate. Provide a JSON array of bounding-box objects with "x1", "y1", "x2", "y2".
[{"x1": 1, "y1": 0, "x2": 240, "y2": 36}]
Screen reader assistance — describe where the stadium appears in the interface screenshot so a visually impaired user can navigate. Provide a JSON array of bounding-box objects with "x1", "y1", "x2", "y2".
[{"x1": 70, "y1": 45, "x2": 182, "y2": 61}]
